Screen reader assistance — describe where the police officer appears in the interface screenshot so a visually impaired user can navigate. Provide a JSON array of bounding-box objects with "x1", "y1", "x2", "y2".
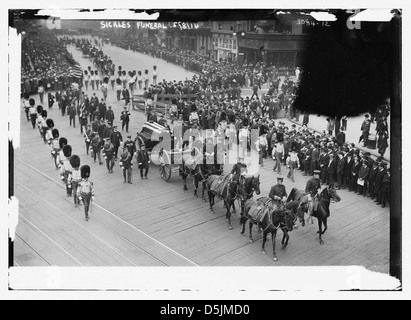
[{"x1": 269, "y1": 177, "x2": 288, "y2": 207}]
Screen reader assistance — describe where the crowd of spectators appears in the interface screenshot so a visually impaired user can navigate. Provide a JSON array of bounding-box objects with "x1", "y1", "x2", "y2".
[{"x1": 21, "y1": 29, "x2": 83, "y2": 96}]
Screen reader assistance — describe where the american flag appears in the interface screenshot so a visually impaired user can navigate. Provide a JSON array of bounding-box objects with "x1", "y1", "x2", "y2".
[{"x1": 68, "y1": 63, "x2": 83, "y2": 78}]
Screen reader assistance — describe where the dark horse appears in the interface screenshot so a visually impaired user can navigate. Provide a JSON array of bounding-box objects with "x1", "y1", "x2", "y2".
[
  {"x1": 240, "y1": 197, "x2": 295, "y2": 261},
  {"x1": 181, "y1": 162, "x2": 223, "y2": 200},
  {"x1": 287, "y1": 186, "x2": 341, "y2": 244},
  {"x1": 206, "y1": 175, "x2": 260, "y2": 230}
]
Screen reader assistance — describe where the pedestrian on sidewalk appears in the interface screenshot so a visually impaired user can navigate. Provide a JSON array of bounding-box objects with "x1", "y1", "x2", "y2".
[
  {"x1": 29, "y1": 99, "x2": 37, "y2": 128},
  {"x1": 359, "y1": 114, "x2": 371, "y2": 147},
  {"x1": 77, "y1": 165, "x2": 94, "y2": 221},
  {"x1": 272, "y1": 141, "x2": 284, "y2": 174},
  {"x1": 68, "y1": 102, "x2": 76, "y2": 128},
  {"x1": 326, "y1": 117, "x2": 335, "y2": 135}
]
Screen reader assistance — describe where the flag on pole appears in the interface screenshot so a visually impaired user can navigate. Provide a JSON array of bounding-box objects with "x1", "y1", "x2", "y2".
[{"x1": 69, "y1": 63, "x2": 83, "y2": 79}]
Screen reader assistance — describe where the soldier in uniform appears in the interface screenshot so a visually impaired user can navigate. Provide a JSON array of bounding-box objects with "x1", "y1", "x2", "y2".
[
  {"x1": 68, "y1": 155, "x2": 81, "y2": 207},
  {"x1": 120, "y1": 106, "x2": 131, "y2": 133},
  {"x1": 137, "y1": 144, "x2": 150, "y2": 179},
  {"x1": 269, "y1": 176, "x2": 288, "y2": 207},
  {"x1": 123, "y1": 134, "x2": 137, "y2": 159},
  {"x1": 77, "y1": 165, "x2": 95, "y2": 222},
  {"x1": 305, "y1": 169, "x2": 322, "y2": 219},
  {"x1": 119, "y1": 149, "x2": 133, "y2": 184},
  {"x1": 50, "y1": 129, "x2": 60, "y2": 169},
  {"x1": 230, "y1": 157, "x2": 248, "y2": 183},
  {"x1": 110, "y1": 125, "x2": 123, "y2": 159},
  {"x1": 102, "y1": 139, "x2": 115, "y2": 173}
]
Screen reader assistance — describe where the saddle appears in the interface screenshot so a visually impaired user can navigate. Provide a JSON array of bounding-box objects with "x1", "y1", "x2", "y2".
[
  {"x1": 246, "y1": 198, "x2": 272, "y2": 223},
  {"x1": 210, "y1": 175, "x2": 229, "y2": 195}
]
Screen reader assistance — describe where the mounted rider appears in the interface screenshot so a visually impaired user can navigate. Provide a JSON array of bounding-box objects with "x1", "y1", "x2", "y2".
[
  {"x1": 305, "y1": 169, "x2": 322, "y2": 217},
  {"x1": 268, "y1": 176, "x2": 288, "y2": 208},
  {"x1": 230, "y1": 156, "x2": 248, "y2": 184}
]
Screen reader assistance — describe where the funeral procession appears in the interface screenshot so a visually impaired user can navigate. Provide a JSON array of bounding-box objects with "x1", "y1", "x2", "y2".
[{"x1": 11, "y1": 13, "x2": 394, "y2": 274}]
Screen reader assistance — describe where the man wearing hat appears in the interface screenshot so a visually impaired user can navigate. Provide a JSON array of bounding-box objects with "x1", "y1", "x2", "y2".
[
  {"x1": 110, "y1": 125, "x2": 123, "y2": 160},
  {"x1": 374, "y1": 161, "x2": 387, "y2": 205},
  {"x1": 77, "y1": 165, "x2": 94, "y2": 221},
  {"x1": 368, "y1": 161, "x2": 379, "y2": 199},
  {"x1": 68, "y1": 155, "x2": 81, "y2": 206},
  {"x1": 230, "y1": 157, "x2": 248, "y2": 183},
  {"x1": 120, "y1": 106, "x2": 131, "y2": 133},
  {"x1": 357, "y1": 157, "x2": 370, "y2": 196},
  {"x1": 119, "y1": 148, "x2": 133, "y2": 184},
  {"x1": 123, "y1": 134, "x2": 136, "y2": 159},
  {"x1": 305, "y1": 169, "x2": 322, "y2": 218},
  {"x1": 102, "y1": 139, "x2": 115, "y2": 173},
  {"x1": 105, "y1": 106, "x2": 115, "y2": 126},
  {"x1": 359, "y1": 114, "x2": 371, "y2": 147},
  {"x1": 269, "y1": 176, "x2": 288, "y2": 207}
]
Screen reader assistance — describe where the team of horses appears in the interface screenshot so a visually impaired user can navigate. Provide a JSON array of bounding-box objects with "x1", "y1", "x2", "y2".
[{"x1": 166, "y1": 150, "x2": 341, "y2": 261}]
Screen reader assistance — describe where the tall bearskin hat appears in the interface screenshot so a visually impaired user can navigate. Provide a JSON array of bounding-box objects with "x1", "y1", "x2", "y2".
[
  {"x1": 242, "y1": 118, "x2": 249, "y2": 127},
  {"x1": 52, "y1": 128, "x2": 59, "y2": 139},
  {"x1": 81, "y1": 165, "x2": 90, "y2": 179},
  {"x1": 84, "y1": 70, "x2": 88, "y2": 75},
  {"x1": 46, "y1": 119, "x2": 54, "y2": 128},
  {"x1": 69, "y1": 154, "x2": 80, "y2": 169},
  {"x1": 190, "y1": 103, "x2": 197, "y2": 112},
  {"x1": 62, "y1": 145, "x2": 72, "y2": 158},
  {"x1": 59, "y1": 137, "x2": 68, "y2": 149},
  {"x1": 29, "y1": 98, "x2": 35, "y2": 106},
  {"x1": 37, "y1": 105, "x2": 43, "y2": 114},
  {"x1": 41, "y1": 110, "x2": 48, "y2": 118}
]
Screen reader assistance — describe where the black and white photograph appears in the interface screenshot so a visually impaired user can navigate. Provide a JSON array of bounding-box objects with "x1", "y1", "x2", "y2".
[{"x1": 2, "y1": 1, "x2": 407, "y2": 301}]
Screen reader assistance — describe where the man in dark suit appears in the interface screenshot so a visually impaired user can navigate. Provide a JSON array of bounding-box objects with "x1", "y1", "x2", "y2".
[
  {"x1": 336, "y1": 152, "x2": 345, "y2": 189},
  {"x1": 374, "y1": 162, "x2": 388, "y2": 205},
  {"x1": 368, "y1": 162, "x2": 379, "y2": 199},
  {"x1": 359, "y1": 114, "x2": 371, "y2": 147},
  {"x1": 319, "y1": 147, "x2": 330, "y2": 184},
  {"x1": 326, "y1": 153, "x2": 337, "y2": 186},
  {"x1": 343, "y1": 150, "x2": 354, "y2": 190},
  {"x1": 357, "y1": 159, "x2": 370, "y2": 196}
]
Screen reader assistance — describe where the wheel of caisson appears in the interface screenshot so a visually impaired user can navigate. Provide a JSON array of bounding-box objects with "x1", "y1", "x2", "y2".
[{"x1": 160, "y1": 164, "x2": 172, "y2": 181}]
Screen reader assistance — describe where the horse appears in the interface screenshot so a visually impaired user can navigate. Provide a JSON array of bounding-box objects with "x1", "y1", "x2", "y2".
[
  {"x1": 238, "y1": 175, "x2": 261, "y2": 213},
  {"x1": 288, "y1": 186, "x2": 341, "y2": 244},
  {"x1": 206, "y1": 174, "x2": 242, "y2": 230},
  {"x1": 240, "y1": 197, "x2": 295, "y2": 261}
]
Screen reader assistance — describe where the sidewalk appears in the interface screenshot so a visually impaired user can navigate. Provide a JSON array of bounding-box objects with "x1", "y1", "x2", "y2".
[{"x1": 283, "y1": 115, "x2": 390, "y2": 162}]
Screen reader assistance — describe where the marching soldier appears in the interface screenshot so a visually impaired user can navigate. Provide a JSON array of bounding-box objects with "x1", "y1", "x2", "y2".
[
  {"x1": 68, "y1": 155, "x2": 81, "y2": 207},
  {"x1": 84, "y1": 123, "x2": 93, "y2": 155},
  {"x1": 105, "y1": 106, "x2": 115, "y2": 126},
  {"x1": 119, "y1": 149, "x2": 133, "y2": 184},
  {"x1": 137, "y1": 144, "x2": 150, "y2": 179},
  {"x1": 110, "y1": 125, "x2": 123, "y2": 159},
  {"x1": 268, "y1": 176, "x2": 288, "y2": 207},
  {"x1": 102, "y1": 139, "x2": 115, "y2": 173},
  {"x1": 56, "y1": 137, "x2": 68, "y2": 176},
  {"x1": 50, "y1": 129, "x2": 60, "y2": 169},
  {"x1": 91, "y1": 132, "x2": 103, "y2": 165},
  {"x1": 61, "y1": 145, "x2": 73, "y2": 197},
  {"x1": 123, "y1": 134, "x2": 137, "y2": 159},
  {"x1": 77, "y1": 165, "x2": 95, "y2": 222}
]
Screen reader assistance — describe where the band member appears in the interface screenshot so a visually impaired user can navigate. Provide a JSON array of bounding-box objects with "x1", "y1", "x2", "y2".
[
  {"x1": 50, "y1": 129, "x2": 60, "y2": 169},
  {"x1": 77, "y1": 165, "x2": 95, "y2": 222},
  {"x1": 68, "y1": 155, "x2": 81, "y2": 207},
  {"x1": 61, "y1": 145, "x2": 73, "y2": 197}
]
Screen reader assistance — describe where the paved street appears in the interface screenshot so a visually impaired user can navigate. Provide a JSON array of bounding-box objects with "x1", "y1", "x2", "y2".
[{"x1": 13, "y1": 41, "x2": 390, "y2": 273}]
